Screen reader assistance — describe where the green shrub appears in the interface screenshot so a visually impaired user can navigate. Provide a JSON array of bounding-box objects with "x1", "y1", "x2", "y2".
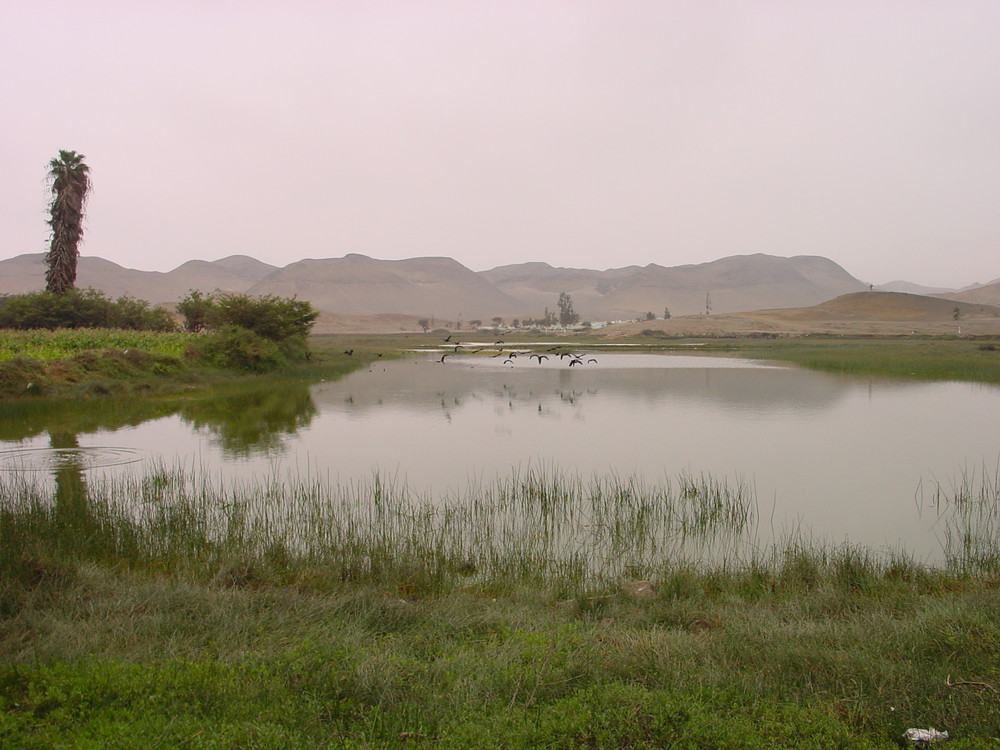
[
  {"x1": 188, "y1": 326, "x2": 284, "y2": 373},
  {"x1": 0, "y1": 290, "x2": 175, "y2": 331},
  {"x1": 177, "y1": 291, "x2": 318, "y2": 343}
]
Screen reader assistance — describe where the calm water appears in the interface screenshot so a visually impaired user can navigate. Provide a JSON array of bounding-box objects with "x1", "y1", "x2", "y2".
[{"x1": 2, "y1": 351, "x2": 999, "y2": 560}]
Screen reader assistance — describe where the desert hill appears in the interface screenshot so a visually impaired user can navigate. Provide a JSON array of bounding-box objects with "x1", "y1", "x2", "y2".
[
  {"x1": 478, "y1": 262, "x2": 640, "y2": 318},
  {"x1": 482, "y1": 254, "x2": 867, "y2": 319},
  {"x1": 935, "y1": 280, "x2": 1000, "y2": 307},
  {"x1": 0, "y1": 253, "x2": 277, "y2": 304},
  {"x1": 5, "y1": 251, "x2": 984, "y2": 328},
  {"x1": 605, "y1": 291, "x2": 1000, "y2": 337},
  {"x1": 876, "y1": 280, "x2": 955, "y2": 295},
  {"x1": 802, "y1": 291, "x2": 996, "y2": 320},
  {"x1": 247, "y1": 254, "x2": 520, "y2": 321}
]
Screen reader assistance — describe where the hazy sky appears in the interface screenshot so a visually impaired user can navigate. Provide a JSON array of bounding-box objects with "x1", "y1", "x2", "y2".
[{"x1": 3, "y1": 1, "x2": 999, "y2": 287}]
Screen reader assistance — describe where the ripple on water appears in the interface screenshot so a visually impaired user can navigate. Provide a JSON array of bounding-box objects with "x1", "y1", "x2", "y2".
[{"x1": 0, "y1": 447, "x2": 145, "y2": 472}]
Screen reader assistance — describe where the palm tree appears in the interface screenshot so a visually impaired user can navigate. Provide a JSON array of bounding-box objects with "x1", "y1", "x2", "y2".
[{"x1": 45, "y1": 150, "x2": 91, "y2": 294}]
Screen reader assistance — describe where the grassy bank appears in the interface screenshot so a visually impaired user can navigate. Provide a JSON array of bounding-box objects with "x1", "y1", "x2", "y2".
[
  {"x1": 665, "y1": 336, "x2": 1000, "y2": 384},
  {"x1": 0, "y1": 329, "x2": 379, "y2": 401},
  {"x1": 2, "y1": 467, "x2": 999, "y2": 747}
]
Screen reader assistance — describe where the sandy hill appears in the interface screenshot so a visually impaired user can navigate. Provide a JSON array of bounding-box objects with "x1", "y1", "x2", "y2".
[
  {"x1": 479, "y1": 262, "x2": 640, "y2": 318},
  {"x1": 877, "y1": 280, "x2": 955, "y2": 295},
  {"x1": 606, "y1": 291, "x2": 1000, "y2": 337},
  {"x1": 482, "y1": 254, "x2": 867, "y2": 320},
  {"x1": 10, "y1": 251, "x2": 984, "y2": 330},
  {"x1": 797, "y1": 291, "x2": 998, "y2": 320},
  {"x1": 935, "y1": 281, "x2": 1000, "y2": 307},
  {"x1": 248, "y1": 254, "x2": 520, "y2": 321},
  {"x1": 0, "y1": 253, "x2": 278, "y2": 304}
]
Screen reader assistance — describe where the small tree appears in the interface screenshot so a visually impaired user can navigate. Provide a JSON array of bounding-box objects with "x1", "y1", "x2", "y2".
[
  {"x1": 176, "y1": 290, "x2": 214, "y2": 332},
  {"x1": 418, "y1": 318, "x2": 430, "y2": 332},
  {"x1": 45, "y1": 150, "x2": 91, "y2": 294},
  {"x1": 645, "y1": 311, "x2": 655, "y2": 321},
  {"x1": 557, "y1": 292, "x2": 579, "y2": 327},
  {"x1": 664, "y1": 307, "x2": 671, "y2": 320},
  {"x1": 491, "y1": 316, "x2": 504, "y2": 328},
  {"x1": 469, "y1": 319, "x2": 482, "y2": 329}
]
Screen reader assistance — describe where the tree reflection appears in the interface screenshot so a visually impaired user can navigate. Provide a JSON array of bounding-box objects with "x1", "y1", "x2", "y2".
[
  {"x1": 178, "y1": 384, "x2": 317, "y2": 457},
  {"x1": 47, "y1": 430, "x2": 93, "y2": 550},
  {"x1": 2, "y1": 380, "x2": 319, "y2": 460}
]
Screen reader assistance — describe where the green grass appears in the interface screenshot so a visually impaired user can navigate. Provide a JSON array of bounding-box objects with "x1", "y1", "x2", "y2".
[
  {"x1": 0, "y1": 329, "x2": 196, "y2": 362},
  {"x1": 686, "y1": 336, "x2": 1000, "y2": 383},
  {"x1": 2, "y1": 467, "x2": 1000, "y2": 747},
  {"x1": 0, "y1": 329, "x2": 376, "y2": 400}
]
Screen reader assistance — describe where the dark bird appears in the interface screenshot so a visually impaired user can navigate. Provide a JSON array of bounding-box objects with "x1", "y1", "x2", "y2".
[
  {"x1": 343, "y1": 349, "x2": 354, "y2": 356},
  {"x1": 568, "y1": 358, "x2": 582, "y2": 366},
  {"x1": 439, "y1": 353, "x2": 450, "y2": 363},
  {"x1": 529, "y1": 354, "x2": 549, "y2": 363},
  {"x1": 504, "y1": 359, "x2": 515, "y2": 365},
  {"x1": 587, "y1": 358, "x2": 598, "y2": 364},
  {"x1": 444, "y1": 335, "x2": 453, "y2": 342}
]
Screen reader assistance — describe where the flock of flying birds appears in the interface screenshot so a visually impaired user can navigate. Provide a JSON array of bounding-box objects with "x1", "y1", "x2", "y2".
[{"x1": 436, "y1": 333, "x2": 598, "y2": 367}]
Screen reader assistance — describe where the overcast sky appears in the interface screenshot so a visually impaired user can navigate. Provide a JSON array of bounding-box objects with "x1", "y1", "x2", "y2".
[{"x1": 3, "y1": 1, "x2": 999, "y2": 287}]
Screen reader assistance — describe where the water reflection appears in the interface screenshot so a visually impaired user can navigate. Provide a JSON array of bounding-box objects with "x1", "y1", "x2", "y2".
[
  {"x1": 179, "y1": 386, "x2": 317, "y2": 457},
  {"x1": 2, "y1": 352, "x2": 999, "y2": 563},
  {"x1": 314, "y1": 353, "x2": 857, "y2": 417},
  {"x1": 0, "y1": 380, "x2": 319, "y2": 458}
]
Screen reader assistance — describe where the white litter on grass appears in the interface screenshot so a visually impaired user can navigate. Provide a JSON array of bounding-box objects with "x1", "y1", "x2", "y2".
[{"x1": 903, "y1": 727, "x2": 949, "y2": 743}]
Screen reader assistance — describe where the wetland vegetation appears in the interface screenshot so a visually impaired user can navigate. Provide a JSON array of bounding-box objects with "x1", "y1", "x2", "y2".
[
  {"x1": 2, "y1": 462, "x2": 1000, "y2": 747},
  {"x1": 2, "y1": 330, "x2": 1000, "y2": 746}
]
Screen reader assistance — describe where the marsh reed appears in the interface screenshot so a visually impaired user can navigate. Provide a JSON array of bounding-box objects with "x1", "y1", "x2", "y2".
[{"x1": 1, "y1": 464, "x2": 756, "y2": 592}]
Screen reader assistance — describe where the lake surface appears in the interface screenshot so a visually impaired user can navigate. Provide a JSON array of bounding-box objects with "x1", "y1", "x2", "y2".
[{"x1": 2, "y1": 350, "x2": 999, "y2": 562}]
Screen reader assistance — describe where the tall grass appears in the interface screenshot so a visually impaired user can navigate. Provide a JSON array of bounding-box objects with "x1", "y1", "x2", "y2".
[
  {"x1": 0, "y1": 465, "x2": 755, "y2": 595},
  {"x1": 920, "y1": 461, "x2": 1000, "y2": 574},
  {"x1": 6, "y1": 462, "x2": 1000, "y2": 598}
]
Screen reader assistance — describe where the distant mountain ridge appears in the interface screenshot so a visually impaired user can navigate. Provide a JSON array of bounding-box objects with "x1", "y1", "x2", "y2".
[
  {"x1": 247, "y1": 254, "x2": 520, "y2": 318},
  {"x1": 0, "y1": 251, "x2": 918, "y2": 321},
  {"x1": 0, "y1": 253, "x2": 277, "y2": 304},
  {"x1": 481, "y1": 254, "x2": 867, "y2": 319}
]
